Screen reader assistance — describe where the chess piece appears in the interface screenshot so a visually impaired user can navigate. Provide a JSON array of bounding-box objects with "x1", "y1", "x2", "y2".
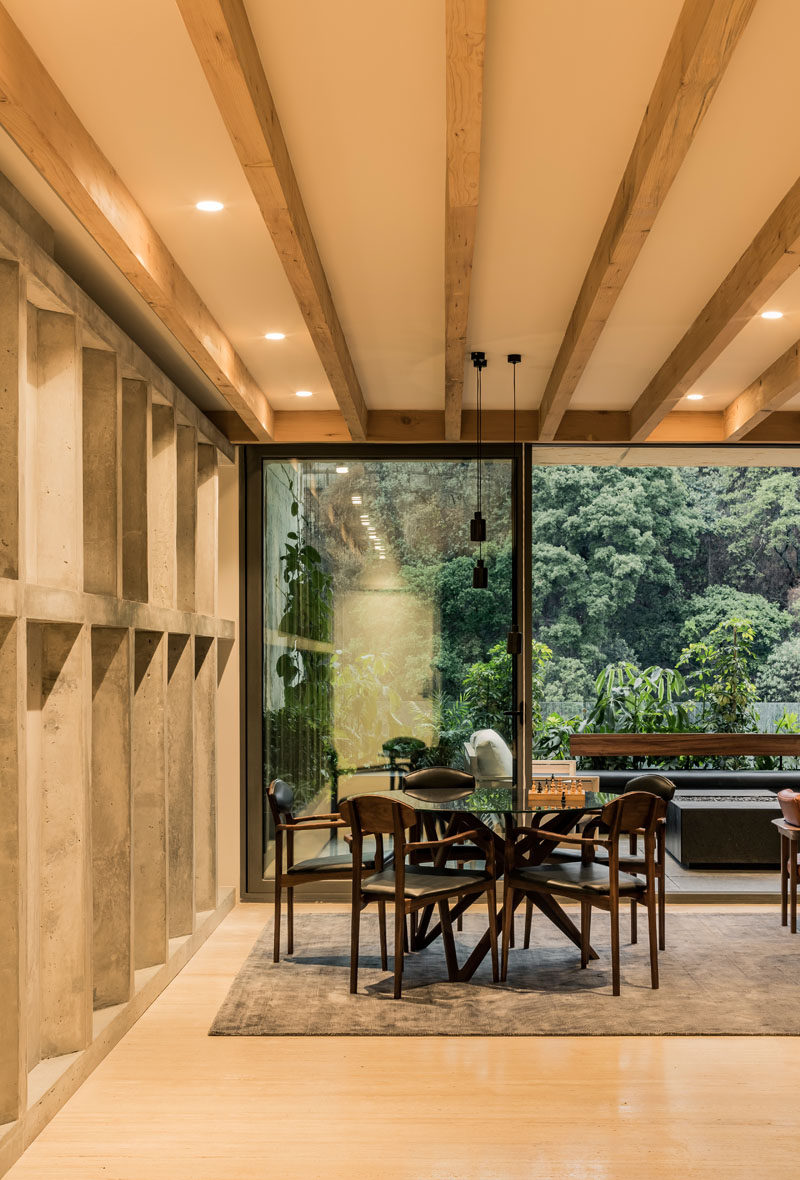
[{"x1": 561, "y1": 788, "x2": 566, "y2": 808}]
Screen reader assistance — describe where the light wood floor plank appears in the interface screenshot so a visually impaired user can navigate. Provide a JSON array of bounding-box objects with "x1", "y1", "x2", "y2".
[{"x1": 6, "y1": 903, "x2": 797, "y2": 1180}]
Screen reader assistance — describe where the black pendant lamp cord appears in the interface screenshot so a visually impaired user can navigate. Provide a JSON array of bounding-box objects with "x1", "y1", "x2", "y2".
[{"x1": 479, "y1": 361, "x2": 486, "y2": 559}]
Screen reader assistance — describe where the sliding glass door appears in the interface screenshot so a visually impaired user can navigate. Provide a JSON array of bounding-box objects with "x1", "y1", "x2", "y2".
[{"x1": 243, "y1": 447, "x2": 520, "y2": 897}]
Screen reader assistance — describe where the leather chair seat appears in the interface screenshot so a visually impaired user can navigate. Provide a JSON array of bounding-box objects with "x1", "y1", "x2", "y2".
[
  {"x1": 362, "y1": 865, "x2": 491, "y2": 899},
  {"x1": 511, "y1": 860, "x2": 645, "y2": 898},
  {"x1": 287, "y1": 851, "x2": 375, "y2": 874}
]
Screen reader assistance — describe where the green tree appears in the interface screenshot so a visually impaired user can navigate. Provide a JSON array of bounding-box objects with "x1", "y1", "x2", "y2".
[
  {"x1": 462, "y1": 639, "x2": 552, "y2": 737},
  {"x1": 678, "y1": 617, "x2": 759, "y2": 732},
  {"x1": 717, "y1": 468, "x2": 800, "y2": 605},
  {"x1": 756, "y1": 637, "x2": 800, "y2": 701},
  {"x1": 529, "y1": 466, "x2": 702, "y2": 675},
  {"x1": 680, "y1": 585, "x2": 793, "y2": 662}
]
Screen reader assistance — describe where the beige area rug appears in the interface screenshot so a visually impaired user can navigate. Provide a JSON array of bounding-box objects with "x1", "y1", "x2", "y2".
[{"x1": 209, "y1": 911, "x2": 799, "y2": 1036}]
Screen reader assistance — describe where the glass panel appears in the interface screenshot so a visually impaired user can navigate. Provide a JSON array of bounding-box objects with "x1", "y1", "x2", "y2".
[
  {"x1": 261, "y1": 456, "x2": 513, "y2": 880},
  {"x1": 530, "y1": 463, "x2": 800, "y2": 766}
]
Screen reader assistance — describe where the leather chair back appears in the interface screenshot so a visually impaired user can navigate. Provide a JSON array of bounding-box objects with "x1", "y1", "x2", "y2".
[
  {"x1": 624, "y1": 773, "x2": 676, "y2": 802},
  {"x1": 403, "y1": 766, "x2": 475, "y2": 800},
  {"x1": 267, "y1": 778, "x2": 295, "y2": 826},
  {"x1": 778, "y1": 788, "x2": 800, "y2": 828}
]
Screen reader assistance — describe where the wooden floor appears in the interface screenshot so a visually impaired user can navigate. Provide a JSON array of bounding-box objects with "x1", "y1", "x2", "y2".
[{"x1": 6, "y1": 902, "x2": 799, "y2": 1180}]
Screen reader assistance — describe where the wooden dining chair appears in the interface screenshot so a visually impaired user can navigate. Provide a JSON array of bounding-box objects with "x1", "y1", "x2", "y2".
[
  {"x1": 502, "y1": 791, "x2": 667, "y2": 996},
  {"x1": 402, "y1": 766, "x2": 485, "y2": 933},
  {"x1": 268, "y1": 778, "x2": 382, "y2": 963},
  {"x1": 342, "y1": 794, "x2": 499, "y2": 999},
  {"x1": 541, "y1": 774, "x2": 674, "y2": 950}
]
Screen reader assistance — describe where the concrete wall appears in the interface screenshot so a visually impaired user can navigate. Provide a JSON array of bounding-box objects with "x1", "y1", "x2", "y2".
[{"x1": 0, "y1": 190, "x2": 238, "y2": 1174}]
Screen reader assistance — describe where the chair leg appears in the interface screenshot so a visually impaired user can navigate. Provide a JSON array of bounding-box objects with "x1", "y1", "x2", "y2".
[
  {"x1": 456, "y1": 862, "x2": 464, "y2": 930},
  {"x1": 349, "y1": 897, "x2": 361, "y2": 994},
  {"x1": 438, "y1": 900, "x2": 460, "y2": 981},
  {"x1": 501, "y1": 886, "x2": 515, "y2": 982},
  {"x1": 287, "y1": 887, "x2": 294, "y2": 955},
  {"x1": 486, "y1": 883, "x2": 499, "y2": 983},
  {"x1": 646, "y1": 890, "x2": 659, "y2": 990},
  {"x1": 580, "y1": 901, "x2": 591, "y2": 969},
  {"x1": 610, "y1": 896, "x2": 620, "y2": 996},
  {"x1": 378, "y1": 901, "x2": 388, "y2": 970},
  {"x1": 630, "y1": 898, "x2": 637, "y2": 944},
  {"x1": 273, "y1": 879, "x2": 282, "y2": 963},
  {"x1": 523, "y1": 896, "x2": 533, "y2": 950},
  {"x1": 658, "y1": 866, "x2": 666, "y2": 951},
  {"x1": 410, "y1": 910, "x2": 418, "y2": 948},
  {"x1": 393, "y1": 902, "x2": 405, "y2": 999},
  {"x1": 781, "y1": 834, "x2": 788, "y2": 928},
  {"x1": 791, "y1": 844, "x2": 798, "y2": 935}
]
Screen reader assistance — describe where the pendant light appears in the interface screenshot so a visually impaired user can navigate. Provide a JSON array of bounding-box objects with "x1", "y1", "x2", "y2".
[
  {"x1": 470, "y1": 351, "x2": 488, "y2": 588},
  {"x1": 506, "y1": 353, "x2": 522, "y2": 653}
]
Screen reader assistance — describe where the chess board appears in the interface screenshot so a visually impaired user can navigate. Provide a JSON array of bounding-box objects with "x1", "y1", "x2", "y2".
[{"x1": 527, "y1": 775, "x2": 598, "y2": 808}]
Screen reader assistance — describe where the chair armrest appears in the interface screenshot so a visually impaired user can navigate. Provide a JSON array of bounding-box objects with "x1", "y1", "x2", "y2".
[
  {"x1": 275, "y1": 819, "x2": 346, "y2": 832},
  {"x1": 295, "y1": 812, "x2": 343, "y2": 822},
  {"x1": 515, "y1": 827, "x2": 610, "y2": 850},
  {"x1": 406, "y1": 829, "x2": 482, "y2": 853}
]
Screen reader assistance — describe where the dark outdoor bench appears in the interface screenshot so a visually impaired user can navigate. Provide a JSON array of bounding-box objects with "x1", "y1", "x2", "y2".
[{"x1": 569, "y1": 735, "x2": 800, "y2": 869}]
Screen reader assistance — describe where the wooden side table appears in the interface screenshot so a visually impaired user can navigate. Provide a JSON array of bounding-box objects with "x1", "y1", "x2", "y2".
[{"x1": 773, "y1": 817, "x2": 800, "y2": 932}]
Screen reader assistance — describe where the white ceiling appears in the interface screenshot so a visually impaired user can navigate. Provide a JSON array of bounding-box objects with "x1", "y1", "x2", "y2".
[{"x1": 2, "y1": 0, "x2": 800, "y2": 427}]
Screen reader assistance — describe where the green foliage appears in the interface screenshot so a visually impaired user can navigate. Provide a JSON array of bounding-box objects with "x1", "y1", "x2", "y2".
[
  {"x1": 462, "y1": 639, "x2": 552, "y2": 737},
  {"x1": 534, "y1": 712, "x2": 583, "y2": 760},
  {"x1": 756, "y1": 637, "x2": 800, "y2": 700},
  {"x1": 586, "y1": 662, "x2": 691, "y2": 734},
  {"x1": 681, "y1": 586, "x2": 792, "y2": 661},
  {"x1": 542, "y1": 656, "x2": 596, "y2": 702},
  {"x1": 678, "y1": 617, "x2": 759, "y2": 733},
  {"x1": 717, "y1": 469, "x2": 800, "y2": 600}
]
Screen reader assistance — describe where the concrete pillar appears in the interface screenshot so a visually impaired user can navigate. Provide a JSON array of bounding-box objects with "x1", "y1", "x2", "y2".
[
  {"x1": 0, "y1": 619, "x2": 21, "y2": 1121},
  {"x1": 27, "y1": 622, "x2": 90, "y2": 1061},
  {"x1": 195, "y1": 444, "x2": 218, "y2": 616},
  {"x1": 0, "y1": 261, "x2": 21, "y2": 580},
  {"x1": 82, "y1": 350, "x2": 119, "y2": 597},
  {"x1": 132, "y1": 631, "x2": 167, "y2": 971},
  {"x1": 121, "y1": 380, "x2": 148, "y2": 603},
  {"x1": 26, "y1": 309, "x2": 81, "y2": 591},
  {"x1": 149, "y1": 404, "x2": 176, "y2": 609},
  {"x1": 194, "y1": 637, "x2": 217, "y2": 913},
  {"x1": 176, "y1": 426, "x2": 197, "y2": 613},
  {"x1": 167, "y1": 633, "x2": 194, "y2": 938},
  {"x1": 91, "y1": 627, "x2": 132, "y2": 1009}
]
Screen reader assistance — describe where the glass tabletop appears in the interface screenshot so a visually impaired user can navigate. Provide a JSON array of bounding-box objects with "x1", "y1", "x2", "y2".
[{"x1": 364, "y1": 786, "x2": 616, "y2": 818}]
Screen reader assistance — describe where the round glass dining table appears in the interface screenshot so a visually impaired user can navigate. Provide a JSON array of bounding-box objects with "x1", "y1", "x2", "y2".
[{"x1": 354, "y1": 785, "x2": 618, "y2": 981}]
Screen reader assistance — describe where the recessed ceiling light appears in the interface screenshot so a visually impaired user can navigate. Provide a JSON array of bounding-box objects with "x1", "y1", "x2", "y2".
[
  {"x1": 336, "y1": 466, "x2": 349, "y2": 475},
  {"x1": 195, "y1": 200, "x2": 224, "y2": 212},
  {"x1": 265, "y1": 332, "x2": 285, "y2": 341},
  {"x1": 761, "y1": 310, "x2": 784, "y2": 320},
  {"x1": 686, "y1": 393, "x2": 704, "y2": 401},
  {"x1": 295, "y1": 390, "x2": 313, "y2": 398}
]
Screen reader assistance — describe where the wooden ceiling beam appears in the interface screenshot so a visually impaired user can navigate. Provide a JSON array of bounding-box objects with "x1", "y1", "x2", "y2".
[
  {"x1": 177, "y1": 0, "x2": 368, "y2": 441},
  {"x1": 0, "y1": 3, "x2": 274, "y2": 441},
  {"x1": 723, "y1": 340, "x2": 800, "y2": 439},
  {"x1": 264, "y1": 407, "x2": 800, "y2": 445},
  {"x1": 630, "y1": 174, "x2": 800, "y2": 441},
  {"x1": 537, "y1": 0, "x2": 756, "y2": 442},
  {"x1": 444, "y1": 0, "x2": 487, "y2": 441}
]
